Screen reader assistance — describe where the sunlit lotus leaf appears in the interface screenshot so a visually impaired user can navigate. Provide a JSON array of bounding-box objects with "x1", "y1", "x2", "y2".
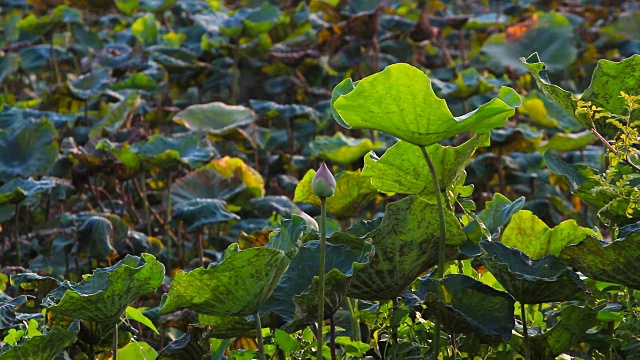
[
  {"x1": 206, "y1": 157, "x2": 265, "y2": 196},
  {"x1": 261, "y1": 241, "x2": 372, "y2": 331},
  {"x1": 131, "y1": 133, "x2": 216, "y2": 169},
  {"x1": 116, "y1": 341, "x2": 158, "y2": 360},
  {"x1": 132, "y1": 13, "x2": 159, "y2": 47},
  {"x1": 540, "y1": 130, "x2": 595, "y2": 152},
  {"x1": 544, "y1": 151, "x2": 640, "y2": 226},
  {"x1": 559, "y1": 226, "x2": 640, "y2": 289},
  {"x1": 347, "y1": 195, "x2": 466, "y2": 300},
  {"x1": 481, "y1": 241, "x2": 586, "y2": 304},
  {"x1": 362, "y1": 133, "x2": 489, "y2": 202},
  {"x1": 17, "y1": 5, "x2": 81, "y2": 35},
  {"x1": 173, "y1": 199, "x2": 240, "y2": 231},
  {"x1": 74, "y1": 216, "x2": 117, "y2": 260},
  {"x1": 0, "y1": 118, "x2": 58, "y2": 182},
  {"x1": 509, "y1": 305, "x2": 598, "y2": 360},
  {"x1": 482, "y1": 12, "x2": 576, "y2": 74},
  {"x1": 173, "y1": 102, "x2": 256, "y2": 133},
  {"x1": 411, "y1": 274, "x2": 515, "y2": 338},
  {"x1": 162, "y1": 247, "x2": 289, "y2": 317},
  {"x1": 463, "y1": 193, "x2": 525, "y2": 241},
  {"x1": 67, "y1": 68, "x2": 111, "y2": 100},
  {"x1": 519, "y1": 90, "x2": 581, "y2": 130},
  {"x1": 0, "y1": 326, "x2": 76, "y2": 359},
  {"x1": 112, "y1": 73, "x2": 158, "y2": 92},
  {"x1": 308, "y1": 132, "x2": 383, "y2": 166},
  {"x1": 44, "y1": 254, "x2": 165, "y2": 324},
  {"x1": 0, "y1": 178, "x2": 55, "y2": 206},
  {"x1": 331, "y1": 63, "x2": 520, "y2": 146},
  {"x1": 523, "y1": 53, "x2": 640, "y2": 133},
  {"x1": 294, "y1": 170, "x2": 376, "y2": 218},
  {"x1": 115, "y1": 0, "x2": 139, "y2": 15},
  {"x1": 502, "y1": 210, "x2": 596, "y2": 260}
]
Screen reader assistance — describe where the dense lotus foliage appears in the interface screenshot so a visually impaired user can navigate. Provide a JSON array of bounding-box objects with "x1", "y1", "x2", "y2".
[{"x1": 0, "y1": 0, "x2": 639, "y2": 359}]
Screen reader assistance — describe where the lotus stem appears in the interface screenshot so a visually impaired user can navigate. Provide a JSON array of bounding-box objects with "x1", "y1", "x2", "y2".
[
  {"x1": 329, "y1": 315, "x2": 337, "y2": 360},
  {"x1": 198, "y1": 230, "x2": 205, "y2": 268},
  {"x1": 419, "y1": 145, "x2": 447, "y2": 358},
  {"x1": 113, "y1": 321, "x2": 118, "y2": 360},
  {"x1": 346, "y1": 298, "x2": 361, "y2": 342},
  {"x1": 521, "y1": 304, "x2": 530, "y2": 360},
  {"x1": 255, "y1": 311, "x2": 266, "y2": 360},
  {"x1": 317, "y1": 197, "x2": 327, "y2": 360},
  {"x1": 49, "y1": 34, "x2": 61, "y2": 84}
]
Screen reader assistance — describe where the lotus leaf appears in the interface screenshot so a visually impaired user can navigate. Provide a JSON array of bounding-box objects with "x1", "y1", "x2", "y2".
[
  {"x1": 117, "y1": 341, "x2": 158, "y2": 360},
  {"x1": 157, "y1": 327, "x2": 207, "y2": 359},
  {"x1": 161, "y1": 247, "x2": 289, "y2": 316},
  {"x1": 169, "y1": 168, "x2": 251, "y2": 208},
  {"x1": 294, "y1": 169, "x2": 377, "y2": 219},
  {"x1": 0, "y1": 178, "x2": 55, "y2": 206},
  {"x1": 131, "y1": 133, "x2": 216, "y2": 169},
  {"x1": 414, "y1": 274, "x2": 515, "y2": 338},
  {"x1": 0, "y1": 296, "x2": 28, "y2": 330},
  {"x1": 132, "y1": 13, "x2": 159, "y2": 47},
  {"x1": 89, "y1": 93, "x2": 140, "y2": 138},
  {"x1": 347, "y1": 195, "x2": 466, "y2": 300},
  {"x1": 172, "y1": 199, "x2": 240, "y2": 231},
  {"x1": 43, "y1": 253, "x2": 165, "y2": 323},
  {"x1": 331, "y1": 63, "x2": 520, "y2": 146},
  {"x1": 206, "y1": 157, "x2": 265, "y2": 196},
  {"x1": 489, "y1": 126, "x2": 543, "y2": 153},
  {"x1": 74, "y1": 216, "x2": 117, "y2": 260},
  {"x1": 148, "y1": 46, "x2": 200, "y2": 72},
  {"x1": 67, "y1": 68, "x2": 111, "y2": 100},
  {"x1": 266, "y1": 215, "x2": 306, "y2": 254},
  {"x1": 0, "y1": 54, "x2": 19, "y2": 85},
  {"x1": 308, "y1": 132, "x2": 383, "y2": 166},
  {"x1": 249, "y1": 196, "x2": 300, "y2": 218},
  {"x1": 250, "y1": 100, "x2": 319, "y2": 120},
  {"x1": 481, "y1": 241, "x2": 586, "y2": 304},
  {"x1": 501, "y1": 210, "x2": 595, "y2": 260},
  {"x1": 198, "y1": 313, "x2": 267, "y2": 339},
  {"x1": 463, "y1": 193, "x2": 525, "y2": 241},
  {"x1": 173, "y1": 102, "x2": 256, "y2": 133},
  {"x1": 0, "y1": 326, "x2": 76, "y2": 360},
  {"x1": 362, "y1": 133, "x2": 489, "y2": 201},
  {"x1": 0, "y1": 118, "x2": 58, "y2": 182},
  {"x1": 541, "y1": 130, "x2": 595, "y2": 152},
  {"x1": 18, "y1": 45, "x2": 72, "y2": 71}
]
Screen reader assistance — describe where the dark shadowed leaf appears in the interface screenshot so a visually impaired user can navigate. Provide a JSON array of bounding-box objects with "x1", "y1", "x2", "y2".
[
  {"x1": 0, "y1": 326, "x2": 76, "y2": 359},
  {"x1": 67, "y1": 68, "x2": 111, "y2": 100},
  {"x1": 0, "y1": 296, "x2": 28, "y2": 330},
  {"x1": 463, "y1": 193, "x2": 525, "y2": 241},
  {"x1": 0, "y1": 118, "x2": 58, "y2": 182},
  {"x1": 172, "y1": 199, "x2": 240, "y2": 231},
  {"x1": 74, "y1": 216, "x2": 117, "y2": 260}
]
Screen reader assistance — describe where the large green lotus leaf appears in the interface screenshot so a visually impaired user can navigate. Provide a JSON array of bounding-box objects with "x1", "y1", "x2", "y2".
[
  {"x1": 0, "y1": 118, "x2": 58, "y2": 182},
  {"x1": 481, "y1": 241, "x2": 586, "y2": 304},
  {"x1": 501, "y1": 210, "x2": 596, "y2": 260},
  {"x1": 482, "y1": 12, "x2": 576, "y2": 74},
  {"x1": 67, "y1": 68, "x2": 111, "y2": 100},
  {"x1": 74, "y1": 216, "x2": 117, "y2": 260},
  {"x1": 116, "y1": 341, "x2": 158, "y2": 360},
  {"x1": 43, "y1": 253, "x2": 165, "y2": 324},
  {"x1": 0, "y1": 296, "x2": 28, "y2": 330},
  {"x1": 294, "y1": 169, "x2": 377, "y2": 218},
  {"x1": 362, "y1": 133, "x2": 489, "y2": 201},
  {"x1": 415, "y1": 274, "x2": 515, "y2": 338},
  {"x1": 250, "y1": 100, "x2": 319, "y2": 121},
  {"x1": 161, "y1": 247, "x2": 289, "y2": 316},
  {"x1": 0, "y1": 178, "x2": 55, "y2": 206},
  {"x1": 463, "y1": 193, "x2": 525, "y2": 241},
  {"x1": 308, "y1": 132, "x2": 383, "y2": 166},
  {"x1": 559, "y1": 230, "x2": 640, "y2": 289},
  {"x1": 544, "y1": 151, "x2": 640, "y2": 226},
  {"x1": 523, "y1": 53, "x2": 640, "y2": 132},
  {"x1": 0, "y1": 326, "x2": 76, "y2": 360},
  {"x1": 520, "y1": 90, "x2": 582, "y2": 131},
  {"x1": 0, "y1": 54, "x2": 19, "y2": 85},
  {"x1": 331, "y1": 63, "x2": 520, "y2": 146},
  {"x1": 172, "y1": 199, "x2": 240, "y2": 231},
  {"x1": 509, "y1": 305, "x2": 598, "y2": 360},
  {"x1": 261, "y1": 241, "x2": 372, "y2": 331},
  {"x1": 131, "y1": 133, "x2": 216, "y2": 169},
  {"x1": 347, "y1": 195, "x2": 466, "y2": 300},
  {"x1": 173, "y1": 102, "x2": 256, "y2": 133},
  {"x1": 540, "y1": 130, "x2": 595, "y2": 152}
]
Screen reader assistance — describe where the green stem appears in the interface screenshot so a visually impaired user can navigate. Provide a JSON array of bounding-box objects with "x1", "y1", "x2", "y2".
[
  {"x1": 420, "y1": 146, "x2": 447, "y2": 358},
  {"x1": 317, "y1": 197, "x2": 327, "y2": 360},
  {"x1": 113, "y1": 322, "x2": 118, "y2": 360},
  {"x1": 49, "y1": 34, "x2": 61, "y2": 84},
  {"x1": 521, "y1": 304, "x2": 530, "y2": 360},
  {"x1": 346, "y1": 298, "x2": 361, "y2": 342},
  {"x1": 255, "y1": 311, "x2": 265, "y2": 360},
  {"x1": 139, "y1": 172, "x2": 151, "y2": 235}
]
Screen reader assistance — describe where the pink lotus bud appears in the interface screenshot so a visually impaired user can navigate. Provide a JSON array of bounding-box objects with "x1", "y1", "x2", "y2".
[{"x1": 312, "y1": 162, "x2": 336, "y2": 198}]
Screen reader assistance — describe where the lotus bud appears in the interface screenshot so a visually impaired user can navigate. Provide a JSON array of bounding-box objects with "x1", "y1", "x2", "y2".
[
  {"x1": 312, "y1": 162, "x2": 336, "y2": 198},
  {"x1": 298, "y1": 211, "x2": 319, "y2": 231}
]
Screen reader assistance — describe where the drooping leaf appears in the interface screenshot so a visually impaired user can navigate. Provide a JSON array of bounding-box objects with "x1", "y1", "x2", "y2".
[
  {"x1": 482, "y1": 12, "x2": 577, "y2": 74},
  {"x1": 501, "y1": 210, "x2": 596, "y2": 260},
  {"x1": 0, "y1": 178, "x2": 55, "y2": 206},
  {"x1": 173, "y1": 102, "x2": 256, "y2": 133},
  {"x1": 559, "y1": 230, "x2": 640, "y2": 290},
  {"x1": 509, "y1": 305, "x2": 598, "y2": 360},
  {"x1": 74, "y1": 216, "x2": 117, "y2": 260},
  {"x1": 161, "y1": 247, "x2": 289, "y2": 316},
  {"x1": 308, "y1": 132, "x2": 383, "y2": 166},
  {"x1": 126, "y1": 306, "x2": 159, "y2": 335},
  {"x1": 67, "y1": 68, "x2": 111, "y2": 100},
  {"x1": 411, "y1": 274, "x2": 515, "y2": 338},
  {"x1": 261, "y1": 241, "x2": 372, "y2": 331},
  {"x1": 44, "y1": 254, "x2": 165, "y2": 324},
  {"x1": 172, "y1": 199, "x2": 240, "y2": 231},
  {"x1": 0, "y1": 296, "x2": 28, "y2": 330},
  {"x1": 294, "y1": 170, "x2": 377, "y2": 218},
  {"x1": 347, "y1": 196, "x2": 466, "y2": 300},
  {"x1": 481, "y1": 241, "x2": 586, "y2": 304},
  {"x1": 362, "y1": 133, "x2": 489, "y2": 201},
  {"x1": 0, "y1": 118, "x2": 58, "y2": 182},
  {"x1": 331, "y1": 63, "x2": 520, "y2": 146},
  {"x1": 0, "y1": 326, "x2": 76, "y2": 359}
]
